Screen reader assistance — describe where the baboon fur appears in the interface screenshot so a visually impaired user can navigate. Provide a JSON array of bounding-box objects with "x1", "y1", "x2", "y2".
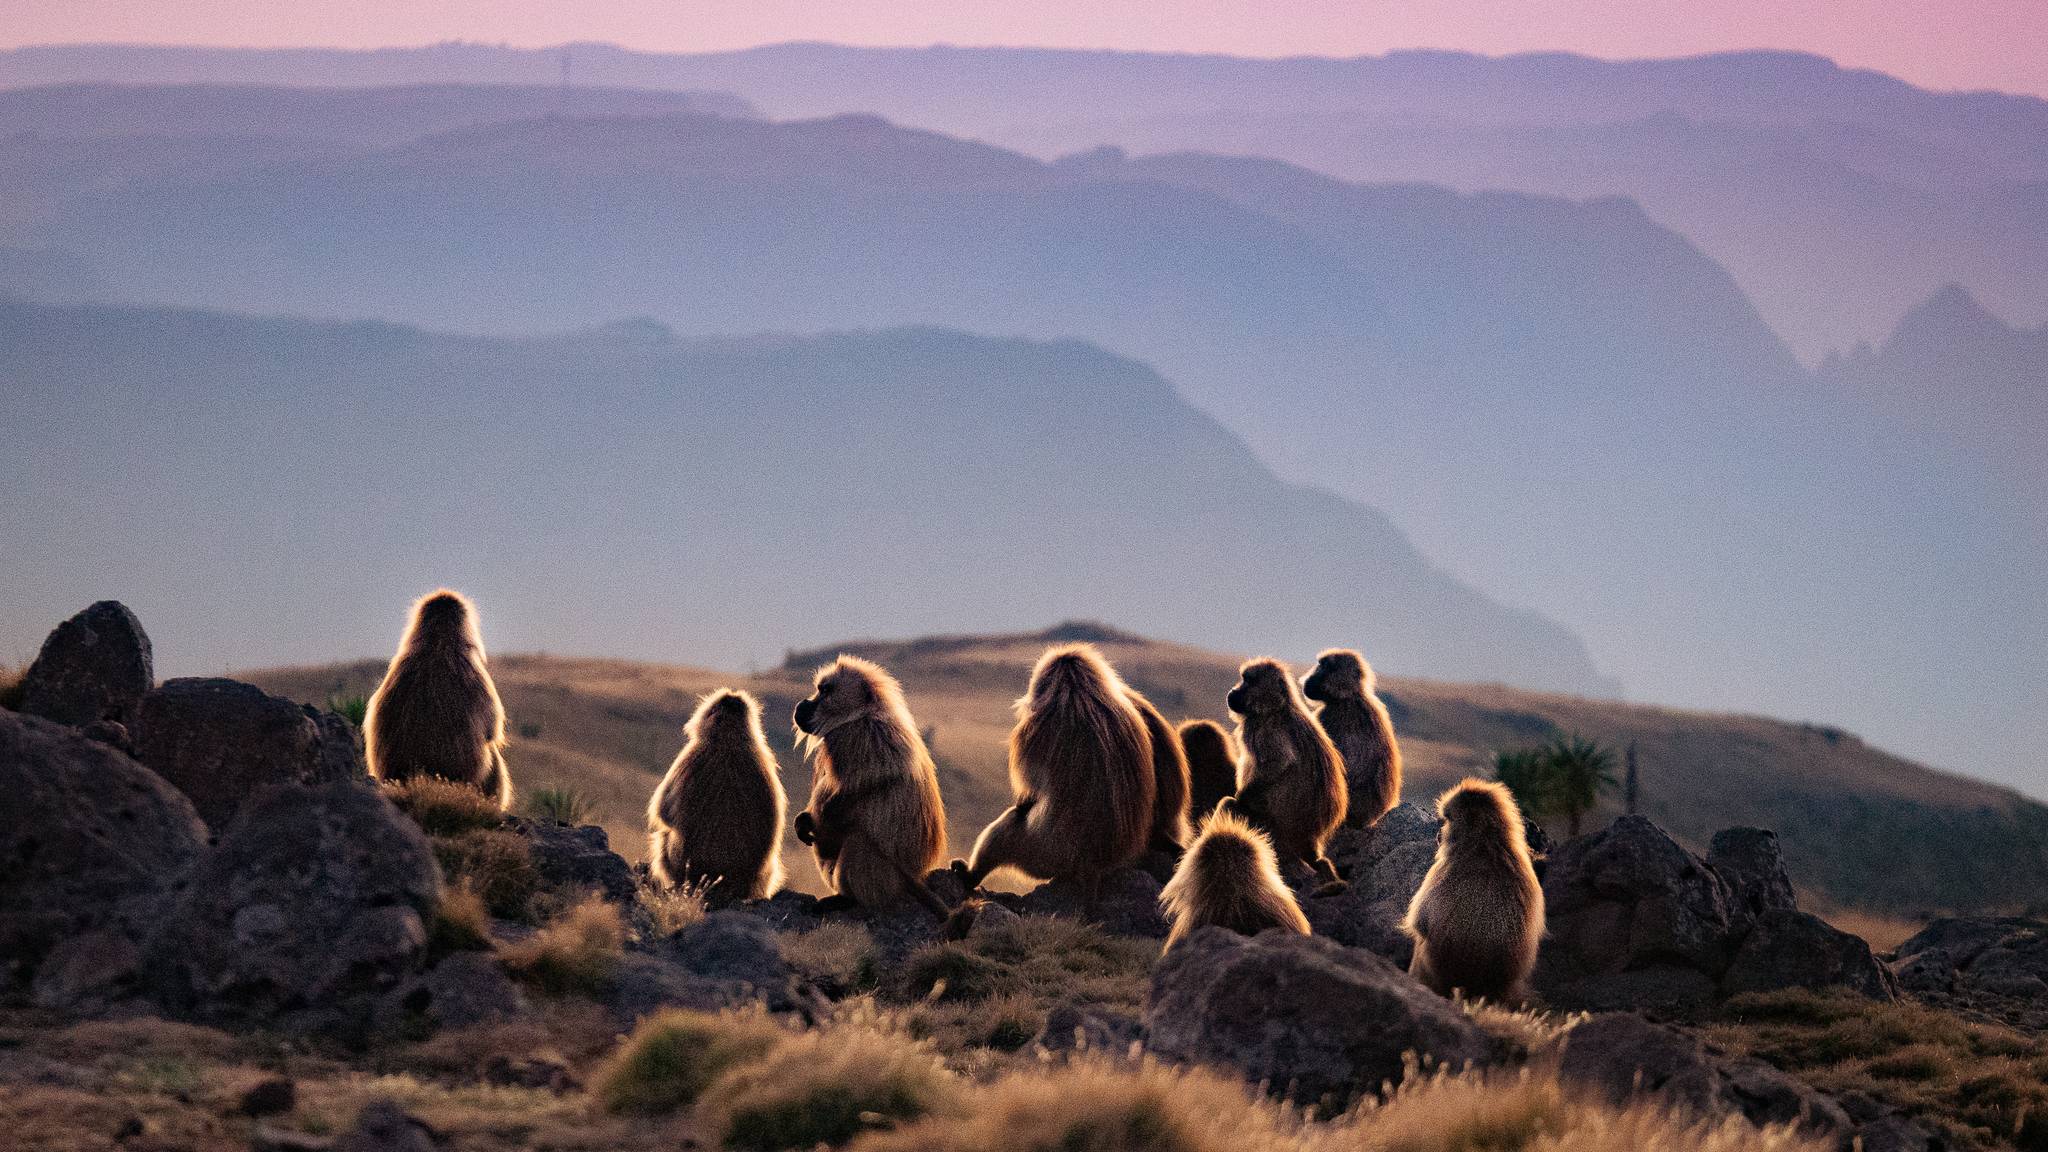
[
  {"x1": 364, "y1": 589, "x2": 512, "y2": 808},
  {"x1": 957, "y1": 644, "x2": 1155, "y2": 892},
  {"x1": 1402, "y1": 778, "x2": 1545, "y2": 1003},
  {"x1": 1160, "y1": 806, "x2": 1310, "y2": 949},
  {"x1": 1303, "y1": 649, "x2": 1404, "y2": 827},
  {"x1": 793, "y1": 656, "x2": 948, "y2": 911},
  {"x1": 1126, "y1": 689, "x2": 1192, "y2": 853},
  {"x1": 1225, "y1": 658, "x2": 1347, "y2": 885},
  {"x1": 1178, "y1": 718, "x2": 1240, "y2": 827},
  {"x1": 647, "y1": 689, "x2": 788, "y2": 904}
]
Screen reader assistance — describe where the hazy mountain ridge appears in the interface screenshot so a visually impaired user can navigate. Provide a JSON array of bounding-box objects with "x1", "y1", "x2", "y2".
[{"x1": 0, "y1": 298, "x2": 1613, "y2": 700}]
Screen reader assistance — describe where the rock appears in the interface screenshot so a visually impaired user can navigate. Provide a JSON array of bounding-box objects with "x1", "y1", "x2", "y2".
[
  {"x1": 1145, "y1": 927, "x2": 1495, "y2": 1106},
  {"x1": 134, "y1": 678, "x2": 365, "y2": 829},
  {"x1": 1015, "y1": 866, "x2": 1168, "y2": 938},
  {"x1": 1723, "y1": 909, "x2": 1895, "y2": 1001},
  {"x1": 0, "y1": 711, "x2": 208, "y2": 994},
  {"x1": 1305, "y1": 832, "x2": 1437, "y2": 965},
  {"x1": 1559, "y1": 1014, "x2": 1850, "y2": 1142},
  {"x1": 149, "y1": 781, "x2": 440, "y2": 1031},
  {"x1": 1892, "y1": 917, "x2": 2048, "y2": 1030},
  {"x1": 31, "y1": 929, "x2": 146, "y2": 1012},
  {"x1": 1036, "y1": 999, "x2": 1143, "y2": 1055},
  {"x1": 672, "y1": 912, "x2": 792, "y2": 991},
  {"x1": 380, "y1": 953, "x2": 527, "y2": 1036},
  {"x1": 730, "y1": 889, "x2": 823, "y2": 934},
  {"x1": 508, "y1": 817, "x2": 637, "y2": 904},
  {"x1": 333, "y1": 1100, "x2": 436, "y2": 1152},
  {"x1": 79, "y1": 720, "x2": 133, "y2": 754},
  {"x1": 17, "y1": 601, "x2": 154, "y2": 728},
  {"x1": 239, "y1": 1076, "x2": 297, "y2": 1117},
  {"x1": 965, "y1": 900, "x2": 1023, "y2": 939},
  {"x1": 1707, "y1": 828, "x2": 1798, "y2": 919}
]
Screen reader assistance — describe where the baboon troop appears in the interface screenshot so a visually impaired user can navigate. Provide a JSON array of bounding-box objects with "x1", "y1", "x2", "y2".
[
  {"x1": 647, "y1": 689, "x2": 788, "y2": 904},
  {"x1": 793, "y1": 656, "x2": 951, "y2": 916},
  {"x1": 1303, "y1": 648, "x2": 1404, "y2": 827},
  {"x1": 953, "y1": 644, "x2": 1155, "y2": 907},
  {"x1": 364, "y1": 589, "x2": 513, "y2": 808},
  {"x1": 1177, "y1": 718, "x2": 1239, "y2": 824},
  {"x1": 1160, "y1": 805, "x2": 1310, "y2": 949},
  {"x1": 357, "y1": 589, "x2": 1549, "y2": 1007},
  {"x1": 1402, "y1": 778, "x2": 1545, "y2": 1003},
  {"x1": 1224, "y1": 658, "x2": 1348, "y2": 891}
]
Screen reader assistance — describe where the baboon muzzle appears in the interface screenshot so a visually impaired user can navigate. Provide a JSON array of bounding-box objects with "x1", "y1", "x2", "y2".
[{"x1": 793, "y1": 698, "x2": 818, "y2": 732}]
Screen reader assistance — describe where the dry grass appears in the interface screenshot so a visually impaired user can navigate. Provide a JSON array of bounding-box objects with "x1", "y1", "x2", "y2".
[
  {"x1": 595, "y1": 1008, "x2": 787, "y2": 1116},
  {"x1": 433, "y1": 828, "x2": 541, "y2": 919},
  {"x1": 696, "y1": 1009, "x2": 963, "y2": 1151},
  {"x1": 427, "y1": 883, "x2": 495, "y2": 956},
  {"x1": 385, "y1": 776, "x2": 507, "y2": 836},
  {"x1": 891, "y1": 917, "x2": 1156, "y2": 1057},
  {"x1": 1708, "y1": 988, "x2": 2048, "y2": 1149},
  {"x1": 499, "y1": 895, "x2": 624, "y2": 997},
  {"x1": 642, "y1": 878, "x2": 711, "y2": 937},
  {"x1": 782, "y1": 921, "x2": 880, "y2": 995},
  {"x1": 525, "y1": 785, "x2": 595, "y2": 826}
]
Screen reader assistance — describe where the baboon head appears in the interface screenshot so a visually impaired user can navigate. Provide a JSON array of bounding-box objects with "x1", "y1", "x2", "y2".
[
  {"x1": 1437, "y1": 778, "x2": 1526, "y2": 851},
  {"x1": 690, "y1": 688, "x2": 760, "y2": 741},
  {"x1": 1227, "y1": 658, "x2": 1298, "y2": 717},
  {"x1": 1020, "y1": 643, "x2": 1118, "y2": 713},
  {"x1": 794, "y1": 656, "x2": 891, "y2": 737},
  {"x1": 1303, "y1": 649, "x2": 1369, "y2": 704},
  {"x1": 407, "y1": 588, "x2": 481, "y2": 647}
]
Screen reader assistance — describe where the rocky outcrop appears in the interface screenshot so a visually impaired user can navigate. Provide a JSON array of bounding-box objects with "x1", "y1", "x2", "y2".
[
  {"x1": 1014, "y1": 865, "x2": 1169, "y2": 939},
  {"x1": 135, "y1": 678, "x2": 366, "y2": 828},
  {"x1": 1706, "y1": 827, "x2": 1798, "y2": 918},
  {"x1": 1145, "y1": 927, "x2": 1496, "y2": 1106},
  {"x1": 0, "y1": 711, "x2": 207, "y2": 1002},
  {"x1": 1892, "y1": 917, "x2": 2048, "y2": 1033},
  {"x1": 378, "y1": 953, "x2": 528, "y2": 1037},
  {"x1": 1723, "y1": 909, "x2": 1896, "y2": 1001},
  {"x1": 15, "y1": 601, "x2": 154, "y2": 729},
  {"x1": 507, "y1": 816, "x2": 638, "y2": 905},
  {"x1": 1305, "y1": 802, "x2": 1440, "y2": 964},
  {"x1": 149, "y1": 781, "x2": 440, "y2": 1032}
]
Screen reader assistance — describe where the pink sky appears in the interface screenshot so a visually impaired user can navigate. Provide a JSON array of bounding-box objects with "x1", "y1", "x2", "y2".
[{"x1": 3, "y1": 0, "x2": 2046, "y2": 99}]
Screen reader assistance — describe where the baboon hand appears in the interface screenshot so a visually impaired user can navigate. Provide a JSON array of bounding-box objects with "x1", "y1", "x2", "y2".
[{"x1": 794, "y1": 811, "x2": 817, "y2": 845}]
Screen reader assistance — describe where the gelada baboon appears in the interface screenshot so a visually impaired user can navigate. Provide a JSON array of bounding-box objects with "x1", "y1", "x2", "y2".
[
  {"x1": 365, "y1": 588, "x2": 512, "y2": 808},
  {"x1": 953, "y1": 644, "x2": 1155, "y2": 907},
  {"x1": 1303, "y1": 649, "x2": 1403, "y2": 827},
  {"x1": 1178, "y1": 718, "x2": 1239, "y2": 825},
  {"x1": 1224, "y1": 658, "x2": 1347, "y2": 890},
  {"x1": 792, "y1": 656, "x2": 949, "y2": 916},
  {"x1": 1125, "y1": 689, "x2": 1191, "y2": 854},
  {"x1": 1159, "y1": 805, "x2": 1310, "y2": 949},
  {"x1": 1402, "y1": 778, "x2": 1545, "y2": 1003},
  {"x1": 647, "y1": 689, "x2": 788, "y2": 904}
]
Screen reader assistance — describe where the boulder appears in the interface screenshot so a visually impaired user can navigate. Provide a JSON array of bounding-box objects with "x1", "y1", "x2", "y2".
[
  {"x1": 1558, "y1": 1013, "x2": 1851, "y2": 1143},
  {"x1": 16, "y1": 601, "x2": 154, "y2": 728},
  {"x1": 1891, "y1": 917, "x2": 2048, "y2": 1032},
  {"x1": 149, "y1": 781, "x2": 440, "y2": 1030},
  {"x1": 134, "y1": 678, "x2": 365, "y2": 828},
  {"x1": 671, "y1": 912, "x2": 793, "y2": 993},
  {"x1": 1015, "y1": 865, "x2": 1169, "y2": 939},
  {"x1": 1722, "y1": 909, "x2": 1895, "y2": 1001},
  {"x1": 508, "y1": 817, "x2": 637, "y2": 904},
  {"x1": 1706, "y1": 828, "x2": 1798, "y2": 919},
  {"x1": 333, "y1": 1101, "x2": 436, "y2": 1152},
  {"x1": 0, "y1": 711, "x2": 208, "y2": 996},
  {"x1": 1145, "y1": 927, "x2": 1495, "y2": 1106},
  {"x1": 379, "y1": 953, "x2": 528, "y2": 1036},
  {"x1": 1305, "y1": 817, "x2": 1438, "y2": 964}
]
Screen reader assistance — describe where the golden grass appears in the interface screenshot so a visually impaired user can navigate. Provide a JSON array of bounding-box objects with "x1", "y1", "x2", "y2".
[
  {"x1": 1817, "y1": 906, "x2": 1925, "y2": 954},
  {"x1": 696, "y1": 1010, "x2": 963, "y2": 1151},
  {"x1": 595, "y1": 1008, "x2": 787, "y2": 1116},
  {"x1": 427, "y1": 883, "x2": 494, "y2": 956},
  {"x1": 385, "y1": 776, "x2": 507, "y2": 836},
  {"x1": 499, "y1": 895, "x2": 624, "y2": 996},
  {"x1": 642, "y1": 877, "x2": 711, "y2": 937},
  {"x1": 781, "y1": 921, "x2": 880, "y2": 994},
  {"x1": 433, "y1": 828, "x2": 540, "y2": 919}
]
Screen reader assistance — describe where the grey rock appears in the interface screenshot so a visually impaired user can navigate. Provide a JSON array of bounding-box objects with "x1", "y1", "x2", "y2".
[
  {"x1": 1016, "y1": 866, "x2": 1169, "y2": 938},
  {"x1": 31, "y1": 928, "x2": 146, "y2": 1012},
  {"x1": 381, "y1": 953, "x2": 527, "y2": 1035},
  {"x1": 729, "y1": 888, "x2": 824, "y2": 934},
  {"x1": 252, "y1": 1126, "x2": 335, "y2": 1152},
  {"x1": 509, "y1": 817, "x2": 637, "y2": 904},
  {"x1": 1305, "y1": 832, "x2": 1437, "y2": 965},
  {"x1": 1036, "y1": 999, "x2": 1143, "y2": 1055},
  {"x1": 334, "y1": 1100, "x2": 436, "y2": 1152},
  {"x1": 17, "y1": 601, "x2": 154, "y2": 728},
  {"x1": 1541, "y1": 965, "x2": 1722, "y2": 1020},
  {"x1": 0, "y1": 711, "x2": 207, "y2": 994},
  {"x1": 1706, "y1": 827, "x2": 1799, "y2": 919},
  {"x1": 1145, "y1": 927, "x2": 1494, "y2": 1106},
  {"x1": 150, "y1": 781, "x2": 439, "y2": 1030},
  {"x1": 1559, "y1": 1014, "x2": 1850, "y2": 1142},
  {"x1": 965, "y1": 900, "x2": 1023, "y2": 939},
  {"x1": 134, "y1": 678, "x2": 364, "y2": 829},
  {"x1": 1723, "y1": 909, "x2": 1895, "y2": 1001},
  {"x1": 239, "y1": 1076, "x2": 297, "y2": 1117},
  {"x1": 1894, "y1": 917, "x2": 2048, "y2": 1001},
  {"x1": 672, "y1": 911, "x2": 791, "y2": 991}
]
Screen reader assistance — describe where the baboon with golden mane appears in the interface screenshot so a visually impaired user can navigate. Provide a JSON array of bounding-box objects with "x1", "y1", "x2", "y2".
[
  {"x1": 1178, "y1": 718, "x2": 1239, "y2": 826},
  {"x1": 1303, "y1": 648, "x2": 1403, "y2": 827},
  {"x1": 953, "y1": 644, "x2": 1155, "y2": 908},
  {"x1": 647, "y1": 689, "x2": 788, "y2": 905},
  {"x1": 1224, "y1": 658, "x2": 1347, "y2": 890},
  {"x1": 1402, "y1": 778, "x2": 1545, "y2": 1002},
  {"x1": 1125, "y1": 689, "x2": 1191, "y2": 854},
  {"x1": 792, "y1": 656, "x2": 949, "y2": 916},
  {"x1": 1160, "y1": 806, "x2": 1310, "y2": 949},
  {"x1": 364, "y1": 589, "x2": 512, "y2": 808}
]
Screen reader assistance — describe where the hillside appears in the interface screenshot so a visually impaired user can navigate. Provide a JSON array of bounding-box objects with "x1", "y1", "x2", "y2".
[{"x1": 246, "y1": 625, "x2": 2048, "y2": 915}]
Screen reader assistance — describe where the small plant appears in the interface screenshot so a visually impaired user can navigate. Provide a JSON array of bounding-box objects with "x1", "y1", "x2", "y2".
[
  {"x1": 426, "y1": 884, "x2": 493, "y2": 957},
  {"x1": 525, "y1": 786, "x2": 592, "y2": 826},
  {"x1": 500, "y1": 894, "x2": 624, "y2": 996},
  {"x1": 643, "y1": 877, "x2": 711, "y2": 937},
  {"x1": 697, "y1": 1012, "x2": 961, "y2": 1151},
  {"x1": 1490, "y1": 747, "x2": 1551, "y2": 821},
  {"x1": 326, "y1": 692, "x2": 369, "y2": 727},
  {"x1": 781, "y1": 922, "x2": 879, "y2": 995},
  {"x1": 1541, "y1": 732, "x2": 1617, "y2": 837},
  {"x1": 384, "y1": 776, "x2": 505, "y2": 837},
  {"x1": 433, "y1": 829, "x2": 539, "y2": 918},
  {"x1": 595, "y1": 1008, "x2": 786, "y2": 1116}
]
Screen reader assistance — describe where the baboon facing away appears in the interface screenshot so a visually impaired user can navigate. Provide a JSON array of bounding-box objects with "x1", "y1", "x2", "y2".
[
  {"x1": 954, "y1": 644, "x2": 1155, "y2": 907},
  {"x1": 792, "y1": 656, "x2": 949, "y2": 916},
  {"x1": 1225, "y1": 658, "x2": 1347, "y2": 890},
  {"x1": 365, "y1": 589, "x2": 512, "y2": 808},
  {"x1": 1303, "y1": 649, "x2": 1403, "y2": 827},
  {"x1": 647, "y1": 689, "x2": 788, "y2": 904},
  {"x1": 1402, "y1": 778, "x2": 1545, "y2": 1003},
  {"x1": 1160, "y1": 806, "x2": 1310, "y2": 949},
  {"x1": 1178, "y1": 718, "x2": 1239, "y2": 826},
  {"x1": 1127, "y1": 689, "x2": 1192, "y2": 854}
]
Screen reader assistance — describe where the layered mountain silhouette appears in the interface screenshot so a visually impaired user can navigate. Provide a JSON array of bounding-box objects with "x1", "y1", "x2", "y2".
[{"x1": 0, "y1": 299, "x2": 1611, "y2": 695}]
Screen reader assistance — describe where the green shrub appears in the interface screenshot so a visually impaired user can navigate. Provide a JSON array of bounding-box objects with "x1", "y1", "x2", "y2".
[
  {"x1": 326, "y1": 692, "x2": 369, "y2": 727},
  {"x1": 595, "y1": 1008, "x2": 785, "y2": 1116},
  {"x1": 524, "y1": 786, "x2": 593, "y2": 826}
]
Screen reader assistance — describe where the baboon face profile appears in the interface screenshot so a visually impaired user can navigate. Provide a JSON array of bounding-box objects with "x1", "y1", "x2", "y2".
[
  {"x1": 1227, "y1": 659, "x2": 1298, "y2": 718},
  {"x1": 1303, "y1": 650, "x2": 1370, "y2": 704},
  {"x1": 794, "y1": 659, "x2": 884, "y2": 738},
  {"x1": 365, "y1": 588, "x2": 511, "y2": 808}
]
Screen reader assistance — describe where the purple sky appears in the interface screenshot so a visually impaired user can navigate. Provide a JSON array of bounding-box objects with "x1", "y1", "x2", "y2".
[{"x1": 5, "y1": 0, "x2": 2047, "y2": 99}]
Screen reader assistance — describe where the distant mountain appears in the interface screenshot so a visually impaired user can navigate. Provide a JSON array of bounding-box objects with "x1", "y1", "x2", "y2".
[
  {"x1": 0, "y1": 299, "x2": 1611, "y2": 698},
  {"x1": 3, "y1": 100, "x2": 2034, "y2": 788},
  {"x1": 13, "y1": 43, "x2": 2037, "y2": 357}
]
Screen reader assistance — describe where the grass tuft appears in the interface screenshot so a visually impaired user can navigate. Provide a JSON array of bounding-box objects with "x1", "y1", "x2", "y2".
[
  {"x1": 699, "y1": 1010, "x2": 961, "y2": 1151},
  {"x1": 432, "y1": 829, "x2": 539, "y2": 919},
  {"x1": 500, "y1": 896, "x2": 624, "y2": 997},
  {"x1": 524, "y1": 786, "x2": 594, "y2": 826},
  {"x1": 595, "y1": 1008, "x2": 786, "y2": 1116},
  {"x1": 326, "y1": 692, "x2": 369, "y2": 727},
  {"x1": 782, "y1": 922, "x2": 880, "y2": 995},
  {"x1": 426, "y1": 884, "x2": 494, "y2": 957},
  {"x1": 385, "y1": 776, "x2": 506, "y2": 837}
]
